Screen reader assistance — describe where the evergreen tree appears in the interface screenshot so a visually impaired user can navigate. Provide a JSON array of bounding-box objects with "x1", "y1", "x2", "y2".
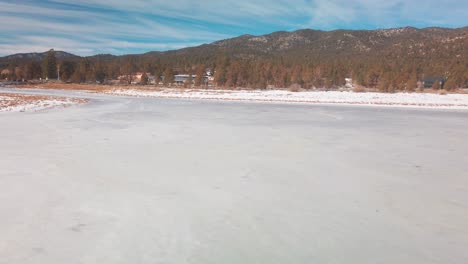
[
  {"x1": 185, "y1": 73, "x2": 193, "y2": 88},
  {"x1": 60, "y1": 61, "x2": 75, "y2": 82},
  {"x1": 406, "y1": 75, "x2": 417, "y2": 92},
  {"x1": 70, "y1": 68, "x2": 82, "y2": 83},
  {"x1": 163, "y1": 67, "x2": 174, "y2": 86},
  {"x1": 140, "y1": 73, "x2": 149, "y2": 85},
  {"x1": 194, "y1": 65, "x2": 206, "y2": 87},
  {"x1": 122, "y1": 58, "x2": 136, "y2": 84},
  {"x1": 94, "y1": 61, "x2": 106, "y2": 83},
  {"x1": 154, "y1": 65, "x2": 163, "y2": 85},
  {"x1": 25, "y1": 61, "x2": 42, "y2": 80},
  {"x1": 444, "y1": 78, "x2": 457, "y2": 91},
  {"x1": 214, "y1": 56, "x2": 229, "y2": 87},
  {"x1": 42, "y1": 49, "x2": 57, "y2": 79}
]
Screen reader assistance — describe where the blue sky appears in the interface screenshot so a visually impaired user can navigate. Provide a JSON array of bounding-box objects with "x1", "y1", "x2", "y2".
[{"x1": 0, "y1": 0, "x2": 467, "y2": 56}]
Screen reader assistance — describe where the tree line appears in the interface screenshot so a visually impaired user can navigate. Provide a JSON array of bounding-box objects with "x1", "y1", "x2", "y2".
[{"x1": 2, "y1": 48, "x2": 467, "y2": 91}]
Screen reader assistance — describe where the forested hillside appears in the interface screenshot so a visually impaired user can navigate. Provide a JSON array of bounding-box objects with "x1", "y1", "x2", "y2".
[{"x1": 1, "y1": 27, "x2": 467, "y2": 91}]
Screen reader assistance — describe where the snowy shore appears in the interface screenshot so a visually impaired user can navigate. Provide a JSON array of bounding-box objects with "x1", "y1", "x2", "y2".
[
  {"x1": 5, "y1": 85, "x2": 468, "y2": 110},
  {"x1": 106, "y1": 88, "x2": 468, "y2": 109},
  {"x1": 0, "y1": 93, "x2": 86, "y2": 112}
]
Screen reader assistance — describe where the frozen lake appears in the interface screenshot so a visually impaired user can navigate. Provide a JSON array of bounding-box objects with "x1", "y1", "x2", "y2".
[{"x1": 1, "y1": 89, "x2": 468, "y2": 263}]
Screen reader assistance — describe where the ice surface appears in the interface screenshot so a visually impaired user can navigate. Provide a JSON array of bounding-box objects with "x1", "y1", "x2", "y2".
[{"x1": 1, "y1": 89, "x2": 468, "y2": 264}]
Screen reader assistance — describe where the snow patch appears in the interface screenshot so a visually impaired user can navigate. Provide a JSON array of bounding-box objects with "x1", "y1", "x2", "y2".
[{"x1": 0, "y1": 94, "x2": 85, "y2": 112}]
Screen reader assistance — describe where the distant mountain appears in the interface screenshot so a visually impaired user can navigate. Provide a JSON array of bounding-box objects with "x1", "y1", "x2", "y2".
[
  {"x1": 2, "y1": 27, "x2": 466, "y2": 62},
  {"x1": 209, "y1": 27, "x2": 467, "y2": 56},
  {"x1": 135, "y1": 26, "x2": 467, "y2": 62},
  {"x1": 1, "y1": 50, "x2": 78, "y2": 62}
]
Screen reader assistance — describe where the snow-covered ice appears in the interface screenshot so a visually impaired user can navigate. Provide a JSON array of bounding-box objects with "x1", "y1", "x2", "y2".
[
  {"x1": 107, "y1": 88, "x2": 468, "y2": 109},
  {"x1": 1, "y1": 89, "x2": 468, "y2": 264}
]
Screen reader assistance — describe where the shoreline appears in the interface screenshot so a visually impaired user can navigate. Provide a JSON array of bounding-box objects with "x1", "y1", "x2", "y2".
[
  {"x1": 0, "y1": 92, "x2": 88, "y2": 112},
  {"x1": 2, "y1": 83, "x2": 468, "y2": 110}
]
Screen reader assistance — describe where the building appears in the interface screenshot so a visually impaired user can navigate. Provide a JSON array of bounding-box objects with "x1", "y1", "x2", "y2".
[
  {"x1": 171, "y1": 74, "x2": 208, "y2": 85},
  {"x1": 423, "y1": 77, "x2": 446, "y2": 89},
  {"x1": 118, "y1": 72, "x2": 151, "y2": 84},
  {"x1": 174, "y1": 74, "x2": 193, "y2": 85},
  {"x1": 148, "y1": 75, "x2": 156, "y2": 84},
  {"x1": 345, "y1": 78, "x2": 353, "y2": 88}
]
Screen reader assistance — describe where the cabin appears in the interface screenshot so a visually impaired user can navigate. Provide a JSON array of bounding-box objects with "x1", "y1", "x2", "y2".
[
  {"x1": 172, "y1": 74, "x2": 209, "y2": 85},
  {"x1": 174, "y1": 74, "x2": 193, "y2": 85},
  {"x1": 118, "y1": 72, "x2": 151, "y2": 84},
  {"x1": 148, "y1": 75, "x2": 156, "y2": 84},
  {"x1": 423, "y1": 77, "x2": 446, "y2": 89},
  {"x1": 345, "y1": 78, "x2": 353, "y2": 88}
]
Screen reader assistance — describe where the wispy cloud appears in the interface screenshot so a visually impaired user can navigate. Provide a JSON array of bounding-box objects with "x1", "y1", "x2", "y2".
[
  {"x1": 304, "y1": 0, "x2": 468, "y2": 29},
  {"x1": 0, "y1": 0, "x2": 466, "y2": 56}
]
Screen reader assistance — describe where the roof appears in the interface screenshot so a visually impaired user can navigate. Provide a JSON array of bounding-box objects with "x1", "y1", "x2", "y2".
[
  {"x1": 174, "y1": 74, "x2": 195, "y2": 78},
  {"x1": 423, "y1": 77, "x2": 446, "y2": 82}
]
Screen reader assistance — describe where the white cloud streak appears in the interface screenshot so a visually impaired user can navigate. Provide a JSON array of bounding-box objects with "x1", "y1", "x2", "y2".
[{"x1": 0, "y1": 0, "x2": 466, "y2": 56}]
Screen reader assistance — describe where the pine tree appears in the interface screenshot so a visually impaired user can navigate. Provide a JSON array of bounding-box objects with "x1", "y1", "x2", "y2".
[
  {"x1": 25, "y1": 61, "x2": 42, "y2": 80},
  {"x1": 185, "y1": 73, "x2": 193, "y2": 88},
  {"x1": 42, "y1": 49, "x2": 57, "y2": 79},
  {"x1": 290, "y1": 65, "x2": 303, "y2": 87},
  {"x1": 406, "y1": 75, "x2": 417, "y2": 92},
  {"x1": 194, "y1": 64, "x2": 206, "y2": 87},
  {"x1": 444, "y1": 78, "x2": 457, "y2": 91},
  {"x1": 140, "y1": 73, "x2": 149, "y2": 85},
  {"x1": 163, "y1": 67, "x2": 174, "y2": 86},
  {"x1": 70, "y1": 68, "x2": 82, "y2": 83},
  {"x1": 214, "y1": 55, "x2": 229, "y2": 87},
  {"x1": 95, "y1": 62, "x2": 106, "y2": 84},
  {"x1": 122, "y1": 59, "x2": 136, "y2": 84},
  {"x1": 60, "y1": 61, "x2": 75, "y2": 82},
  {"x1": 154, "y1": 65, "x2": 163, "y2": 85}
]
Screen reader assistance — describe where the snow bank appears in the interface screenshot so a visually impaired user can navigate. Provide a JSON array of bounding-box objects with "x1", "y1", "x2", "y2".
[
  {"x1": 0, "y1": 94, "x2": 85, "y2": 112},
  {"x1": 106, "y1": 88, "x2": 468, "y2": 109}
]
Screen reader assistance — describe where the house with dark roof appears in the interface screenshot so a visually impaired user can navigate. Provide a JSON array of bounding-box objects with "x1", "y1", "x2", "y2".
[
  {"x1": 173, "y1": 74, "x2": 208, "y2": 85},
  {"x1": 423, "y1": 77, "x2": 446, "y2": 89}
]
